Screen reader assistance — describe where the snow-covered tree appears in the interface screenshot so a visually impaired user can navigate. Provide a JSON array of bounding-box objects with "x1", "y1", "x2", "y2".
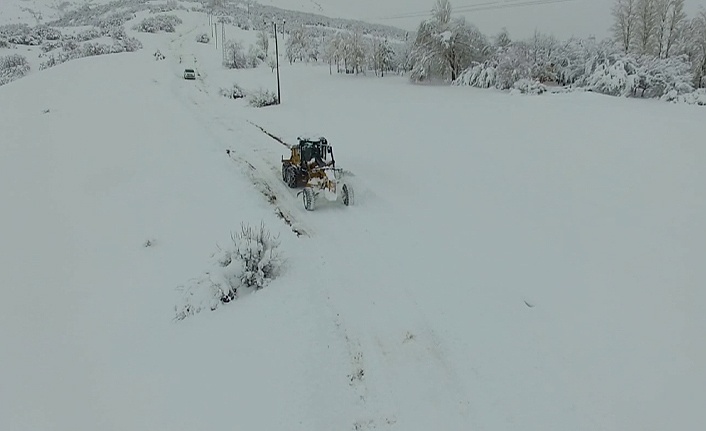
[
  {"x1": 223, "y1": 40, "x2": 247, "y2": 69},
  {"x1": 691, "y1": 10, "x2": 706, "y2": 87},
  {"x1": 324, "y1": 32, "x2": 344, "y2": 73},
  {"x1": 495, "y1": 43, "x2": 533, "y2": 89},
  {"x1": 495, "y1": 27, "x2": 512, "y2": 50},
  {"x1": 635, "y1": 0, "x2": 657, "y2": 55},
  {"x1": 663, "y1": 0, "x2": 686, "y2": 58},
  {"x1": 285, "y1": 24, "x2": 308, "y2": 63},
  {"x1": 342, "y1": 30, "x2": 367, "y2": 74},
  {"x1": 371, "y1": 37, "x2": 395, "y2": 76},
  {"x1": 247, "y1": 44, "x2": 263, "y2": 68},
  {"x1": 266, "y1": 54, "x2": 277, "y2": 72},
  {"x1": 528, "y1": 31, "x2": 558, "y2": 82},
  {"x1": 256, "y1": 26, "x2": 269, "y2": 57},
  {"x1": 394, "y1": 38, "x2": 414, "y2": 74},
  {"x1": 613, "y1": 0, "x2": 638, "y2": 53},
  {"x1": 410, "y1": 0, "x2": 490, "y2": 82}
]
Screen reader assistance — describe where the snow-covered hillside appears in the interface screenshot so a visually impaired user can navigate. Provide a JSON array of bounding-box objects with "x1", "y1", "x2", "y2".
[{"x1": 1, "y1": 2, "x2": 705, "y2": 431}]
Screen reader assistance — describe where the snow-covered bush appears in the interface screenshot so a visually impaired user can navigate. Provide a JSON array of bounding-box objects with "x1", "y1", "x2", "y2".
[
  {"x1": 511, "y1": 78, "x2": 547, "y2": 95},
  {"x1": 39, "y1": 37, "x2": 142, "y2": 70},
  {"x1": 0, "y1": 38, "x2": 8, "y2": 48},
  {"x1": 75, "y1": 27, "x2": 103, "y2": 42},
  {"x1": 120, "y1": 36, "x2": 142, "y2": 52},
  {"x1": 196, "y1": 33, "x2": 210, "y2": 43},
  {"x1": 249, "y1": 88, "x2": 279, "y2": 107},
  {"x1": 663, "y1": 88, "x2": 706, "y2": 105},
  {"x1": 0, "y1": 54, "x2": 30, "y2": 86},
  {"x1": 149, "y1": 1, "x2": 182, "y2": 13},
  {"x1": 81, "y1": 42, "x2": 113, "y2": 57},
  {"x1": 2, "y1": 24, "x2": 62, "y2": 45},
  {"x1": 40, "y1": 41, "x2": 61, "y2": 53},
  {"x1": 133, "y1": 15, "x2": 182, "y2": 33},
  {"x1": 581, "y1": 53, "x2": 693, "y2": 98},
  {"x1": 585, "y1": 60, "x2": 636, "y2": 96},
  {"x1": 34, "y1": 25, "x2": 62, "y2": 41},
  {"x1": 175, "y1": 223, "x2": 283, "y2": 321},
  {"x1": 495, "y1": 45, "x2": 532, "y2": 89},
  {"x1": 220, "y1": 83, "x2": 246, "y2": 99},
  {"x1": 1, "y1": 23, "x2": 46, "y2": 45},
  {"x1": 223, "y1": 40, "x2": 247, "y2": 69},
  {"x1": 453, "y1": 61, "x2": 496, "y2": 88},
  {"x1": 632, "y1": 55, "x2": 694, "y2": 98},
  {"x1": 96, "y1": 11, "x2": 136, "y2": 31},
  {"x1": 105, "y1": 26, "x2": 127, "y2": 40}
]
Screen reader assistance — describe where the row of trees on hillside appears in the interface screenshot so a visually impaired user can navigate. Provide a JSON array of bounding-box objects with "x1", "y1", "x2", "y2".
[
  {"x1": 404, "y1": 0, "x2": 705, "y2": 102},
  {"x1": 275, "y1": 23, "x2": 405, "y2": 76}
]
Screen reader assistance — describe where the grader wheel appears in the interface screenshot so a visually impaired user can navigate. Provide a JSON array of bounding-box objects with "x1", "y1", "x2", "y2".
[
  {"x1": 341, "y1": 184, "x2": 354, "y2": 206},
  {"x1": 302, "y1": 187, "x2": 316, "y2": 211},
  {"x1": 283, "y1": 165, "x2": 298, "y2": 188}
]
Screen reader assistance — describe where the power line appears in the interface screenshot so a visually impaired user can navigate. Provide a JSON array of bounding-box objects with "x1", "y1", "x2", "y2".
[
  {"x1": 379, "y1": 0, "x2": 500, "y2": 19},
  {"x1": 379, "y1": 0, "x2": 579, "y2": 21},
  {"x1": 380, "y1": 1, "x2": 507, "y2": 20}
]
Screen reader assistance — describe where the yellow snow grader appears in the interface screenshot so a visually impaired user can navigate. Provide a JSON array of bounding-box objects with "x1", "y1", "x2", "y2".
[{"x1": 281, "y1": 137, "x2": 353, "y2": 211}]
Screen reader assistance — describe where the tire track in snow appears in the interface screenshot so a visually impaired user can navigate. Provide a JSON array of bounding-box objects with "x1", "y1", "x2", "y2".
[{"x1": 164, "y1": 28, "x2": 313, "y2": 238}]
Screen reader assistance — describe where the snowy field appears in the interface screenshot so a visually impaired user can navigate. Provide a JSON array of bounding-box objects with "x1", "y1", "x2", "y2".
[{"x1": 2, "y1": 3, "x2": 705, "y2": 431}]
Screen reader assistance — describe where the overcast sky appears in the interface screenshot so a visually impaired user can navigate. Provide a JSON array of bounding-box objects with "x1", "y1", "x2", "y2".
[{"x1": 282, "y1": 0, "x2": 706, "y2": 40}]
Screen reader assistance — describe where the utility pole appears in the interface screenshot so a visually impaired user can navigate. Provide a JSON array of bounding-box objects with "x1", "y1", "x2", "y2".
[
  {"x1": 273, "y1": 22, "x2": 281, "y2": 104},
  {"x1": 221, "y1": 21, "x2": 226, "y2": 62}
]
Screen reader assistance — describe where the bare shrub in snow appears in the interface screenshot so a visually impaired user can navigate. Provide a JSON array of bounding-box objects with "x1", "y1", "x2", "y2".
[
  {"x1": 220, "y1": 83, "x2": 246, "y2": 99},
  {"x1": 248, "y1": 88, "x2": 279, "y2": 107},
  {"x1": 0, "y1": 38, "x2": 8, "y2": 48},
  {"x1": 175, "y1": 223, "x2": 283, "y2": 321},
  {"x1": 267, "y1": 54, "x2": 277, "y2": 72},
  {"x1": 232, "y1": 223, "x2": 282, "y2": 290},
  {"x1": 0, "y1": 54, "x2": 30, "y2": 86},
  {"x1": 133, "y1": 15, "x2": 182, "y2": 33},
  {"x1": 196, "y1": 33, "x2": 210, "y2": 43}
]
